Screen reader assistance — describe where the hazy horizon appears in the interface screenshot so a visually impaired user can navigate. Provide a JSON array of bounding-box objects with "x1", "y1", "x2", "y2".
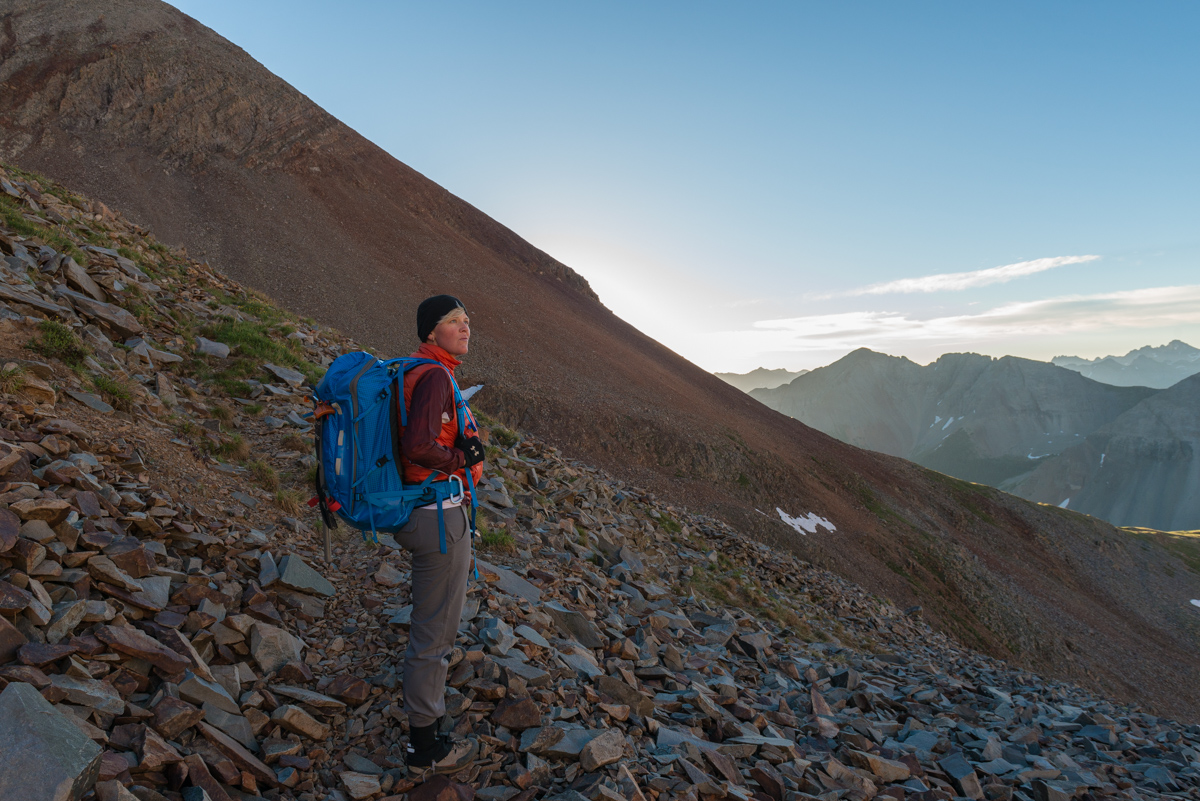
[
  {"x1": 167, "y1": 1, "x2": 1200, "y2": 372},
  {"x1": 714, "y1": 338, "x2": 1198, "y2": 377}
]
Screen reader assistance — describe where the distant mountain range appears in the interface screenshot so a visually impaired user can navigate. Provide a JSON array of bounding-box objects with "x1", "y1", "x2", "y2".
[
  {"x1": 1053, "y1": 340, "x2": 1200, "y2": 389},
  {"x1": 751, "y1": 348, "x2": 1197, "y2": 529},
  {"x1": 714, "y1": 366, "x2": 807, "y2": 392},
  {"x1": 1014, "y1": 373, "x2": 1200, "y2": 530}
]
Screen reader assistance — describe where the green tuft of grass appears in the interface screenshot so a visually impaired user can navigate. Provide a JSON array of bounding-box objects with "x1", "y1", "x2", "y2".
[
  {"x1": 0, "y1": 365, "x2": 26, "y2": 395},
  {"x1": 209, "y1": 404, "x2": 233, "y2": 423},
  {"x1": 216, "y1": 434, "x2": 251, "y2": 461},
  {"x1": 247, "y1": 459, "x2": 280, "y2": 491},
  {"x1": 275, "y1": 488, "x2": 304, "y2": 515},
  {"x1": 244, "y1": 402, "x2": 264, "y2": 416},
  {"x1": 173, "y1": 418, "x2": 200, "y2": 438},
  {"x1": 198, "y1": 318, "x2": 323, "y2": 387},
  {"x1": 490, "y1": 424, "x2": 520, "y2": 450},
  {"x1": 281, "y1": 433, "x2": 309, "y2": 452},
  {"x1": 28, "y1": 321, "x2": 90, "y2": 367},
  {"x1": 478, "y1": 524, "x2": 516, "y2": 553},
  {"x1": 0, "y1": 192, "x2": 85, "y2": 259},
  {"x1": 91, "y1": 373, "x2": 134, "y2": 411}
]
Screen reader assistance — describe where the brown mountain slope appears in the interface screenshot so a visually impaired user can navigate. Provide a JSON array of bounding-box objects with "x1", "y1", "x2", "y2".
[{"x1": 2, "y1": 0, "x2": 1199, "y2": 719}]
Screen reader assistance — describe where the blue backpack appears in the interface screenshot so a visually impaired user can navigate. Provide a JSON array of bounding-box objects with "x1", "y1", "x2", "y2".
[{"x1": 309, "y1": 351, "x2": 478, "y2": 553}]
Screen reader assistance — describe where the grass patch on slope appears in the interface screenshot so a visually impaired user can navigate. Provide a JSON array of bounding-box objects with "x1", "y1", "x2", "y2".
[
  {"x1": 1124, "y1": 527, "x2": 1200, "y2": 574},
  {"x1": 195, "y1": 318, "x2": 323, "y2": 395},
  {"x1": 0, "y1": 191, "x2": 86, "y2": 260},
  {"x1": 28, "y1": 321, "x2": 90, "y2": 368}
]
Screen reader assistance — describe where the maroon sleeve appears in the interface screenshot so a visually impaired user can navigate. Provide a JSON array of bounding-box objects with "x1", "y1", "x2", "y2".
[{"x1": 402, "y1": 369, "x2": 466, "y2": 475}]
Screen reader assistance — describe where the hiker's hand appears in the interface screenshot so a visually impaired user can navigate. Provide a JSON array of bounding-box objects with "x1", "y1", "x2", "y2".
[{"x1": 457, "y1": 434, "x2": 485, "y2": 467}]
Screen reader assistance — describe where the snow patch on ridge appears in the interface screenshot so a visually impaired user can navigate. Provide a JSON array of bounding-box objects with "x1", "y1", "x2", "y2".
[
  {"x1": 777, "y1": 508, "x2": 836, "y2": 536},
  {"x1": 1059, "y1": 498, "x2": 1070, "y2": 508},
  {"x1": 1192, "y1": 600, "x2": 1200, "y2": 609}
]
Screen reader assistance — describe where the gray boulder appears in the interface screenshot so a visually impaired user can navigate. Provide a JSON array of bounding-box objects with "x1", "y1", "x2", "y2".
[{"x1": 0, "y1": 681, "x2": 103, "y2": 801}]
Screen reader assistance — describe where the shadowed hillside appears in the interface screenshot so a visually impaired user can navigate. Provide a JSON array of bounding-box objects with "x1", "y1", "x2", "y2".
[
  {"x1": 1016, "y1": 373, "x2": 1200, "y2": 530},
  {"x1": 2, "y1": 0, "x2": 1199, "y2": 719}
]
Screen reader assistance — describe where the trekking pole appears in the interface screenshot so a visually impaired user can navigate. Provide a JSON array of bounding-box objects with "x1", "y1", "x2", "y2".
[{"x1": 322, "y1": 519, "x2": 331, "y2": 564}]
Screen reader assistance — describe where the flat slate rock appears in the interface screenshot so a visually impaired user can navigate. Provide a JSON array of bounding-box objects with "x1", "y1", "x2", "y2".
[
  {"x1": 277, "y1": 553, "x2": 335, "y2": 597},
  {"x1": 0, "y1": 681, "x2": 104, "y2": 801},
  {"x1": 65, "y1": 391, "x2": 114, "y2": 414},
  {"x1": 477, "y1": 559, "x2": 542, "y2": 604}
]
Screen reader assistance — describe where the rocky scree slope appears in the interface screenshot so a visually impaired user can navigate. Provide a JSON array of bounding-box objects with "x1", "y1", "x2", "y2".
[
  {"x1": 3, "y1": 1, "x2": 1200, "y2": 719},
  {"x1": 1, "y1": 177, "x2": 1200, "y2": 801}
]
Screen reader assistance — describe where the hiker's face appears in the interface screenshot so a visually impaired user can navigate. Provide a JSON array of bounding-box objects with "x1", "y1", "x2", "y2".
[{"x1": 430, "y1": 310, "x2": 470, "y2": 355}]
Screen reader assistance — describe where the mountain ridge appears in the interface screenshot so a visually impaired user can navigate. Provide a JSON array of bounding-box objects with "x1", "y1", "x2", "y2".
[
  {"x1": 751, "y1": 349, "x2": 1156, "y2": 487},
  {"x1": 714, "y1": 367, "x2": 808, "y2": 392},
  {"x1": 1053, "y1": 340, "x2": 1200, "y2": 389}
]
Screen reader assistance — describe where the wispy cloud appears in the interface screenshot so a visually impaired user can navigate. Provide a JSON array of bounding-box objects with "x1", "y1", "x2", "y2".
[
  {"x1": 833, "y1": 255, "x2": 1100, "y2": 297},
  {"x1": 744, "y1": 284, "x2": 1200, "y2": 352}
]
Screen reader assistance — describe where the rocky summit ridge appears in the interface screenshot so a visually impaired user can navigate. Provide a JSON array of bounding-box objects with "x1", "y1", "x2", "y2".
[{"x1": 1, "y1": 168, "x2": 1200, "y2": 801}]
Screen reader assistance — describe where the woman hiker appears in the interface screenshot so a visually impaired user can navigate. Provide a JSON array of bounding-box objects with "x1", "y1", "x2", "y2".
[{"x1": 398, "y1": 294, "x2": 486, "y2": 772}]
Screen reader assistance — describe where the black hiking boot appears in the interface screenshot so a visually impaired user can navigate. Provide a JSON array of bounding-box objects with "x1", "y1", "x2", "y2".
[{"x1": 406, "y1": 723, "x2": 478, "y2": 774}]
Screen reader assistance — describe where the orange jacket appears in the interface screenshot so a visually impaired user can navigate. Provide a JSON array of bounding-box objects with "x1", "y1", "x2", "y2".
[{"x1": 400, "y1": 342, "x2": 483, "y2": 494}]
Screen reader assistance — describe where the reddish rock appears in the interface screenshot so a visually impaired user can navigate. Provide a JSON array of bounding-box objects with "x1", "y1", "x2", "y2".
[
  {"x1": 244, "y1": 601, "x2": 284, "y2": 624},
  {"x1": 0, "y1": 507, "x2": 17, "y2": 552},
  {"x1": 0, "y1": 664, "x2": 50, "y2": 688},
  {"x1": 183, "y1": 753, "x2": 235, "y2": 801},
  {"x1": 97, "y1": 750, "x2": 132, "y2": 783},
  {"x1": 138, "y1": 726, "x2": 184, "y2": 771},
  {"x1": 409, "y1": 775, "x2": 475, "y2": 801},
  {"x1": 79, "y1": 529, "x2": 115, "y2": 550},
  {"x1": 750, "y1": 761, "x2": 784, "y2": 801},
  {"x1": 17, "y1": 641, "x2": 77, "y2": 667},
  {"x1": 170, "y1": 584, "x2": 225, "y2": 607},
  {"x1": 151, "y1": 696, "x2": 205, "y2": 739},
  {"x1": 278, "y1": 754, "x2": 312, "y2": 770},
  {"x1": 197, "y1": 721, "x2": 278, "y2": 788},
  {"x1": 325, "y1": 674, "x2": 371, "y2": 705},
  {"x1": 73, "y1": 490, "x2": 103, "y2": 518},
  {"x1": 96, "y1": 625, "x2": 191, "y2": 674},
  {"x1": 154, "y1": 610, "x2": 188, "y2": 629},
  {"x1": 68, "y1": 634, "x2": 106, "y2": 656},
  {"x1": 9, "y1": 497, "x2": 71, "y2": 525},
  {"x1": 276, "y1": 660, "x2": 314, "y2": 683},
  {"x1": 490, "y1": 695, "x2": 542, "y2": 730},
  {"x1": 0, "y1": 580, "x2": 33, "y2": 614},
  {"x1": 107, "y1": 541, "x2": 153, "y2": 578},
  {"x1": 10, "y1": 538, "x2": 46, "y2": 573},
  {"x1": 94, "y1": 581, "x2": 162, "y2": 612},
  {"x1": 0, "y1": 614, "x2": 28, "y2": 663}
]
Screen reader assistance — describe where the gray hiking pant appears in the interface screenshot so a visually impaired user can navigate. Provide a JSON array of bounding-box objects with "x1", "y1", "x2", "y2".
[{"x1": 395, "y1": 505, "x2": 471, "y2": 728}]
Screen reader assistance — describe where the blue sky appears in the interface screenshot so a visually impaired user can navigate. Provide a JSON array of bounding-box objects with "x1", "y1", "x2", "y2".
[{"x1": 169, "y1": 1, "x2": 1200, "y2": 372}]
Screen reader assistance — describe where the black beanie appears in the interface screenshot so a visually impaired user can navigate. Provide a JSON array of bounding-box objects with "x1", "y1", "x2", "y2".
[{"x1": 417, "y1": 295, "x2": 467, "y2": 343}]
